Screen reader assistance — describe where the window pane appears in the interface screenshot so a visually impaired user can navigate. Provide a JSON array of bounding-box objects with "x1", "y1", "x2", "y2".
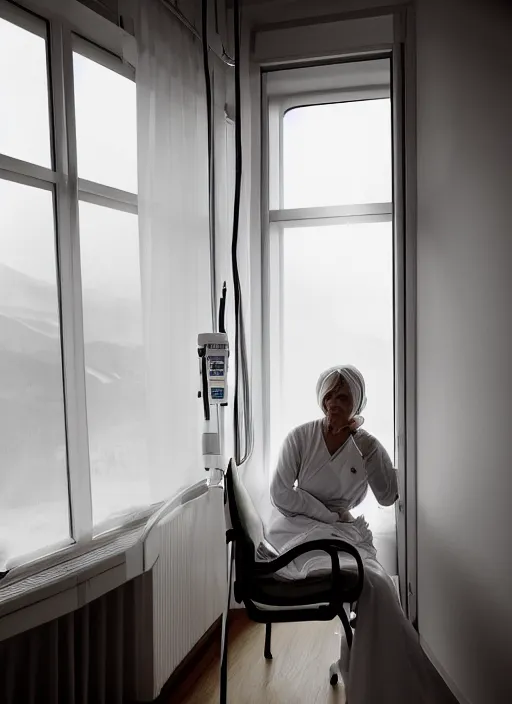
[
  {"x1": 73, "y1": 52, "x2": 137, "y2": 193},
  {"x1": 0, "y1": 179, "x2": 69, "y2": 567},
  {"x1": 79, "y1": 202, "x2": 149, "y2": 528},
  {"x1": 280, "y1": 222, "x2": 395, "y2": 560},
  {"x1": 0, "y1": 16, "x2": 52, "y2": 168},
  {"x1": 281, "y1": 222, "x2": 394, "y2": 453},
  {"x1": 283, "y1": 100, "x2": 392, "y2": 209}
]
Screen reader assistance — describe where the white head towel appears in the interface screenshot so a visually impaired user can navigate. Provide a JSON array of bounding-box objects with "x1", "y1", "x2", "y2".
[{"x1": 316, "y1": 364, "x2": 367, "y2": 430}]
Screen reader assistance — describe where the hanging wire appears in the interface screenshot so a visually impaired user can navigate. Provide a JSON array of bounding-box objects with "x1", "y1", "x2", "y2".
[
  {"x1": 201, "y1": 0, "x2": 217, "y2": 330},
  {"x1": 160, "y1": 0, "x2": 235, "y2": 67},
  {"x1": 162, "y1": 0, "x2": 251, "y2": 464},
  {"x1": 231, "y1": 0, "x2": 253, "y2": 465}
]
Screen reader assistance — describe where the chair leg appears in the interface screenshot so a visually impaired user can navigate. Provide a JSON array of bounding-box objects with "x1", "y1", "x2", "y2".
[
  {"x1": 330, "y1": 606, "x2": 353, "y2": 689},
  {"x1": 219, "y1": 610, "x2": 229, "y2": 704},
  {"x1": 220, "y1": 541, "x2": 235, "y2": 704},
  {"x1": 264, "y1": 623, "x2": 273, "y2": 660},
  {"x1": 339, "y1": 605, "x2": 353, "y2": 649},
  {"x1": 329, "y1": 662, "x2": 339, "y2": 687},
  {"x1": 350, "y1": 601, "x2": 358, "y2": 628}
]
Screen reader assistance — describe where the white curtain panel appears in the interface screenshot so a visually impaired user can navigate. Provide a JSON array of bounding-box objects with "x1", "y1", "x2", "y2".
[{"x1": 136, "y1": 0, "x2": 211, "y2": 502}]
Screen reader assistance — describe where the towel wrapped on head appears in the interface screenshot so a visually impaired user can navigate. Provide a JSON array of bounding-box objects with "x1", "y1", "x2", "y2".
[{"x1": 316, "y1": 364, "x2": 367, "y2": 431}]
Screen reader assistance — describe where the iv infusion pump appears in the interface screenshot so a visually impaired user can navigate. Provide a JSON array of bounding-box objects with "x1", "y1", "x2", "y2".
[
  {"x1": 198, "y1": 331, "x2": 229, "y2": 478},
  {"x1": 198, "y1": 332, "x2": 229, "y2": 406}
]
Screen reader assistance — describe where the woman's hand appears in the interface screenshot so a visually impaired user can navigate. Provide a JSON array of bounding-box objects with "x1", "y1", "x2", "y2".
[
  {"x1": 353, "y1": 430, "x2": 378, "y2": 461},
  {"x1": 326, "y1": 414, "x2": 363, "y2": 437},
  {"x1": 337, "y1": 508, "x2": 355, "y2": 523}
]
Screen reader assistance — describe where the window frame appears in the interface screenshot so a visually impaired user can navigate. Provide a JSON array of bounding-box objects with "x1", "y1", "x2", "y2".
[
  {"x1": 264, "y1": 81, "x2": 394, "y2": 465},
  {"x1": 269, "y1": 86, "x2": 391, "y2": 213},
  {"x1": 0, "y1": 0, "x2": 141, "y2": 573},
  {"x1": 262, "y1": 53, "x2": 416, "y2": 617}
]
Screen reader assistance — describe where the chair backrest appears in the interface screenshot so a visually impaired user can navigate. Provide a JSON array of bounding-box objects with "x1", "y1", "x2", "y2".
[{"x1": 226, "y1": 459, "x2": 266, "y2": 557}]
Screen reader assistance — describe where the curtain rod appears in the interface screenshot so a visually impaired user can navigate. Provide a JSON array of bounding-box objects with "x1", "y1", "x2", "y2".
[{"x1": 160, "y1": 0, "x2": 235, "y2": 66}]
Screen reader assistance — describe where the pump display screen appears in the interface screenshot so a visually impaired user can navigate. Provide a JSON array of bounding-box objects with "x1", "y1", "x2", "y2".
[{"x1": 209, "y1": 356, "x2": 225, "y2": 377}]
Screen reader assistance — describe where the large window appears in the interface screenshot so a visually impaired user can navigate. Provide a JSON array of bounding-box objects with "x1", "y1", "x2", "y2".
[
  {"x1": 0, "y1": 2, "x2": 147, "y2": 570},
  {"x1": 265, "y1": 60, "x2": 396, "y2": 554},
  {"x1": 72, "y1": 45, "x2": 148, "y2": 528}
]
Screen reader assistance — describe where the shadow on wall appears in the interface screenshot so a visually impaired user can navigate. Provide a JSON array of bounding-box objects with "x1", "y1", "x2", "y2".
[{"x1": 418, "y1": 514, "x2": 512, "y2": 704}]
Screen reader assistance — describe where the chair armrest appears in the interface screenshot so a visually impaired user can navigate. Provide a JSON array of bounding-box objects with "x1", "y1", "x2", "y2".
[{"x1": 252, "y1": 538, "x2": 364, "y2": 598}]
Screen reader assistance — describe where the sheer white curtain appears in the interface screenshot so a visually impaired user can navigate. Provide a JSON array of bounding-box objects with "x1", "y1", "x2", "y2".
[{"x1": 136, "y1": 0, "x2": 211, "y2": 502}]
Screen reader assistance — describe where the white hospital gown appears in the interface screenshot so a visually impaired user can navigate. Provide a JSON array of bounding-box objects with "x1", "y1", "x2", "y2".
[{"x1": 266, "y1": 420, "x2": 453, "y2": 704}]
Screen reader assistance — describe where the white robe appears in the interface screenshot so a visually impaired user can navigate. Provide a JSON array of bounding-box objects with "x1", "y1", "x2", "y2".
[{"x1": 265, "y1": 420, "x2": 453, "y2": 704}]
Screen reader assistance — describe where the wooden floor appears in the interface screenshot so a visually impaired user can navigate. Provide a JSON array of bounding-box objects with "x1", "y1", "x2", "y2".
[{"x1": 170, "y1": 612, "x2": 347, "y2": 704}]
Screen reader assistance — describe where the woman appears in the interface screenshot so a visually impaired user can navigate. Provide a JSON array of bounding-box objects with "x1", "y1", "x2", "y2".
[{"x1": 266, "y1": 365, "x2": 452, "y2": 704}]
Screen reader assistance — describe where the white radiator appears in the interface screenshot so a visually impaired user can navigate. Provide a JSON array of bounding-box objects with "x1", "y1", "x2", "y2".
[
  {"x1": 0, "y1": 484, "x2": 227, "y2": 703},
  {"x1": 139, "y1": 483, "x2": 227, "y2": 700}
]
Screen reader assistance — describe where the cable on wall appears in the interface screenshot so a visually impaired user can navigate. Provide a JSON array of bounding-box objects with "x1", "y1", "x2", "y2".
[
  {"x1": 231, "y1": 0, "x2": 253, "y2": 465},
  {"x1": 202, "y1": 0, "x2": 217, "y2": 330}
]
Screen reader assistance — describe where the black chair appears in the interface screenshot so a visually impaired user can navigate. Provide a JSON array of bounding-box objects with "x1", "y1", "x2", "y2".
[{"x1": 219, "y1": 459, "x2": 365, "y2": 703}]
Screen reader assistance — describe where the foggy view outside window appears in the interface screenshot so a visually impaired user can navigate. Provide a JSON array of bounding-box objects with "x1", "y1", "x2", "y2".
[
  {"x1": 283, "y1": 99, "x2": 392, "y2": 208},
  {"x1": 0, "y1": 19, "x2": 69, "y2": 568},
  {"x1": 281, "y1": 223, "x2": 394, "y2": 456},
  {"x1": 73, "y1": 52, "x2": 148, "y2": 528},
  {"x1": 0, "y1": 17, "x2": 51, "y2": 168},
  {"x1": 279, "y1": 99, "x2": 394, "y2": 529},
  {"x1": 79, "y1": 203, "x2": 149, "y2": 526},
  {"x1": 0, "y1": 180, "x2": 70, "y2": 567},
  {"x1": 0, "y1": 13, "x2": 147, "y2": 567},
  {"x1": 73, "y1": 52, "x2": 137, "y2": 193}
]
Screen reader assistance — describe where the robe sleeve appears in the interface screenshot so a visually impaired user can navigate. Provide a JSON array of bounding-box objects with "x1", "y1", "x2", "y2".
[
  {"x1": 355, "y1": 430, "x2": 399, "y2": 506},
  {"x1": 270, "y1": 427, "x2": 339, "y2": 524}
]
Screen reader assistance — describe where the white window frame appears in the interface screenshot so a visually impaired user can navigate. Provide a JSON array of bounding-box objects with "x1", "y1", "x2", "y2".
[
  {"x1": 257, "y1": 11, "x2": 417, "y2": 626},
  {"x1": 263, "y1": 78, "x2": 394, "y2": 467},
  {"x1": 0, "y1": 0, "x2": 142, "y2": 573},
  {"x1": 261, "y1": 56, "x2": 417, "y2": 613}
]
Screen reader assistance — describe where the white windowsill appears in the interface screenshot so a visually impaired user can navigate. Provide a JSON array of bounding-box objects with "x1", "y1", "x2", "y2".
[
  {"x1": 0, "y1": 480, "x2": 209, "y2": 643},
  {"x1": 0, "y1": 521, "x2": 145, "y2": 642}
]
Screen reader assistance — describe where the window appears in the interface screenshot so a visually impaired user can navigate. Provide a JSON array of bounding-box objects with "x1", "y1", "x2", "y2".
[
  {"x1": 0, "y1": 15, "x2": 51, "y2": 167},
  {"x1": 73, "y1": 46, "x2": 148, "y2": 529},
  {"x1": 0, "y1": 2, "x2": 146, "y2": 571},
  {"x1": 79, "y1": 202, "x2": 148, "y2": 526},
  {"x1": 0, "y1": 179, "x2": 70, "y2": 564},
  {"x1": 283, "y1": 100, "x2": 392, "y2": 208},
  {"x1": 265, "y1": 60, "x2": 396, "y2": 557},
  {"x1": 73, "y1": 50, "x2": 137, "y2": 192},
  {"x1": 281, "y1": 222, "x2": 394, "y2": 455}
]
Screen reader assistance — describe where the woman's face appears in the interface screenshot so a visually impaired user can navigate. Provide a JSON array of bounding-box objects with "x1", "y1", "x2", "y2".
[{"x1": 323, "y1": 376, "x2": 353, "y2": 426}]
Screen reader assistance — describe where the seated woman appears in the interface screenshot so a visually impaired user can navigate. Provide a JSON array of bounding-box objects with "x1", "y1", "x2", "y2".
[{"x1": 266, "y1": 365, "x2": 452, "y2": 704}]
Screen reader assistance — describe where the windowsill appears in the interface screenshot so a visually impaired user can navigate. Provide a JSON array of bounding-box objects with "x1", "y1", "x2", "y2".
[
  {"x1": 0, "y1": 521, "x2": 146, "y2": 643},
  {"x1": 1, "y1": 502, "x2": 159, "y2": 577},
  {"x1": 0, "y1": 480, "x2": 209, "y2": 642},
  {"x1": 0, "y1": 520, "x2": 144, "y2": 609}
]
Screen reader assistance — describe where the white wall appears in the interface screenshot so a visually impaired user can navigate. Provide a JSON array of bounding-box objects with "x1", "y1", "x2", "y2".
[{"x1": 415, "y1": 1, "x2": 512, "y2": 702}]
